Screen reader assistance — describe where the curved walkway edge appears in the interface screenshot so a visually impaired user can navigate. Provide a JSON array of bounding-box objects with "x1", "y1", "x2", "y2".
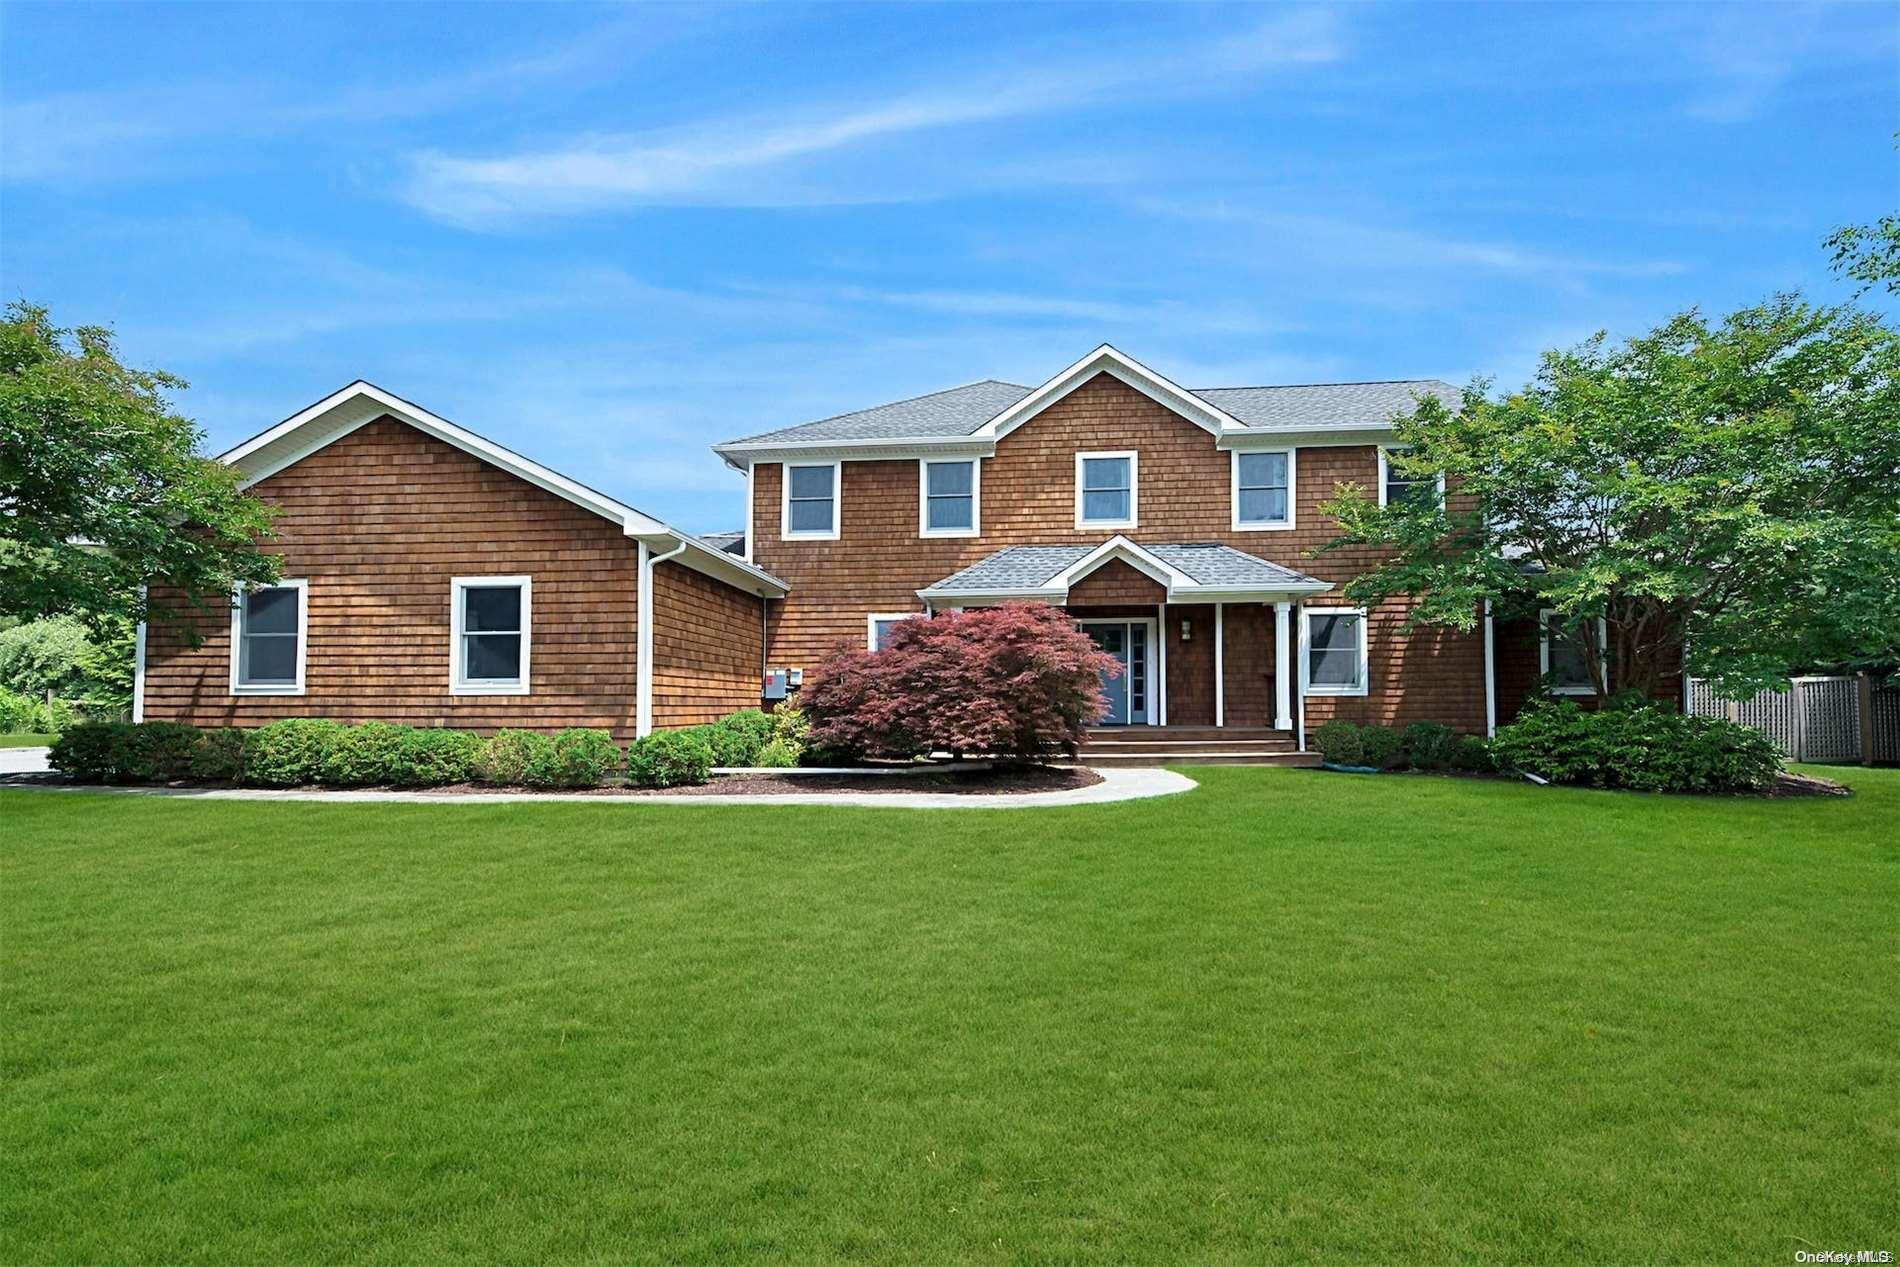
[{"x1": 1, "y1": 766, "x2": 1198, "y2": 810}]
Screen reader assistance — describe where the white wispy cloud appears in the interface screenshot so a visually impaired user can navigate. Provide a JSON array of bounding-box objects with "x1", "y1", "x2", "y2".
[{"x1": 399, "y1": 8, "x2": 1347, "y2": 224}]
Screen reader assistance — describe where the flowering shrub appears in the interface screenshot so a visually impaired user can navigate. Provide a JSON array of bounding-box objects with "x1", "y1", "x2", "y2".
[{"x1": 800, "y1": 603, "x2": 1121, "y2": 763}]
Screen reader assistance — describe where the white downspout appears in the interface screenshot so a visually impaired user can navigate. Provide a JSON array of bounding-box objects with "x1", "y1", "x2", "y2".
[
  {"x1": 1482, "y1": 599, "x2": 1497, "y2": 737},
  {"x1": 636, "y1": 537, "x2": 689, "y2": 737}
]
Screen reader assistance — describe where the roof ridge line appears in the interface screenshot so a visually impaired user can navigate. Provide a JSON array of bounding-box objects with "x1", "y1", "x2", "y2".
[{"x1": 1195, "y1": 378, "x2": 1456, "y2": 390}]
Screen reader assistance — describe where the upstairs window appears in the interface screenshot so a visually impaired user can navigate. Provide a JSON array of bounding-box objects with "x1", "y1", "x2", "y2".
[
  {"x1": 230, "y1": 580, "x2": 307, "y2": 695},
  {"x1": 1379, "y1": 447, "x2": 1442, "y2": 507},
  {"x1": 1541, "y1": 609, "x2": 1606, "y2": 695},
  {"x1": 452, "y1": 576, "x2": 531, "y2": 695},
  {"x1": 1075, "y1": 451, "x2": 1137, "y2": 529},
  {"x1": 1232, "y1": 449, "x2": 1294, "y2": 529},
  {"x1": 867, "y1": 612, "x2": 915, "y2": 651},
  {"x1": 920, "y1": 459, "x2": 978, "y2": 537},
  {"x1": 1304, "y1": 608, "x2": 1368, "y2": 696},
  {"x1": 783, "y1": 462, "x2": 840, "y2": 539}
]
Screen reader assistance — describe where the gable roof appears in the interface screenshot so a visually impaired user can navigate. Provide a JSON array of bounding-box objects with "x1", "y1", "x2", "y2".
[
  {"x1": 714, "y1": 347, "x2": 1461, "y2": 458},
  {"x1": 917, "y1": 537, "x2": 1330, "y2": 604},
  {"x1": 220, "y1": 381, "x2": 789, "y2": 597}
]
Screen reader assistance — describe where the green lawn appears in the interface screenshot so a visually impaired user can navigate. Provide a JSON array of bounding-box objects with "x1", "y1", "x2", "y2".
[
  {"x1": 0, "y1": 732, "x2": 54, "y2": 747},
  {"x1": 3, "y1": 769, "x2": 1895, "y2": 1264}
]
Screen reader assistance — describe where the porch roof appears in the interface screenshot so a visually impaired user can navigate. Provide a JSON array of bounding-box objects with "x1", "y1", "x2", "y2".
[{"x1": 917, "y1": 538, "x2": 1332, "y2": 605}]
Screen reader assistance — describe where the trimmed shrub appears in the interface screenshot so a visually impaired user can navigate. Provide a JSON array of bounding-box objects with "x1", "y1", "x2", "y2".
[
  {"x1": 475, "y1": 729, "x2": 554, "y2": 786},
  {"x1": 1312, "y1": 720, "x2": 1365, "y2": 767},
  {"x1": 1455, "y1": 734, "x2": 1495, "y2": 773},
  {"x1": 1403, "y1": 721, "x2": 1461, "y2": 771},
  {"x1": 49, "y1": 723, "x2": 133, "y2": 782},
  {"x1": 1359, "y1": 725, "x2": 1404, "y2": 770},
  {"x1": 626, "y1": 728, "x2": 714, "y2": 788},
  {"x1": 243, "y1": 719, "x2": 341, "y2": 787},
  {"x1": 527, "y1": 728, "x2": 621, "y2": 789},
  {"x1": 48, "y1": 721, "x2": 195, "y2": 782},
  {"x1": 390, "y1": 728, "x2": 483, "y2": 787},
  {"x1": 318, "y1": 722, "x2": 412, "y2": 786},
  {"x1": 770, "y1": 706, "x2": 809, "y2": 748},
  {"x1": 1490, "y1": 699, "x2": 1781, "y2": 793},
  {"x1": 707, "y1": 709, "x2": 776, "y2": 766},
  {"x1": 190, "y1": 728, "x2": 247, "y2": 781},
  {"x1": 755, "y1": 736, "x2": 801, "y2": 768}
]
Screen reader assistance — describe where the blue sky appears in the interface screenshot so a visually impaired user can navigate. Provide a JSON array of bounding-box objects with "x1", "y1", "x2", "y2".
[{"x1": 3, "y1": 2, "x2": 1894, "y2": 532}]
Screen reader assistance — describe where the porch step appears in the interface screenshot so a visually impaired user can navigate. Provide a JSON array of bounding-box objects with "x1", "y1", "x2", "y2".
[
  {"x1": 1081, "y1": 750, "x2": 1322, "y2": 768},
  {"x1": 1077, "y1": 725, "x2": 1311, "y2": 767}
]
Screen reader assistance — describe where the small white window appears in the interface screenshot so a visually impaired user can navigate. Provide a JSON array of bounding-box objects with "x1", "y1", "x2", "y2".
[
  {"x1": 230, "y1": 580, "x2": 307, "y2": 695},
  {"x1": 451, "y1": 576, "x2": 531, "y2": 695},
  {"x1": 1303, "y1": 607, "x2": 1368, "y2": 696},
  {"x1": 1378, "y1": 447, "x2": 1444, "y2": 508},
  {"x1": 919, "y1": 459, "x2": 978, "y2": 537},
  {"x1": 1540, "y1": 609, "x2": 1607, "y2": 695},
  {"x1": 1232, "y1": 449, "x2": 1295, "y2": 530},
  {"x1": 1075, "y1": 450, "x2": 1137, "y2": 529},
  {"x1": 782, "y1": 462, "x2": 840, "y2": 540},
  {"x1": 867, "y1": 612, "x2": 915, "y2": 651}
]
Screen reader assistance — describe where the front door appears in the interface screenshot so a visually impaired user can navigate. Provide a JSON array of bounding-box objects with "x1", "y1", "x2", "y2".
[{"x1": 1082, "y1": 621, "x2": 1151, "y2": 724}]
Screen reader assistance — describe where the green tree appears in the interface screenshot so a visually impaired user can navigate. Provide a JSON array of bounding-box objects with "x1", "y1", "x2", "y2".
[
  {"x1": 1319, "y1": 296, "x2": 1900, "y2": 700},
  {"x1": 1826, "y1": 214, "x2": 1900, "y2": 296},
  {"x1": 0, "y1": 302, "x2": 278, "y2": 629}
]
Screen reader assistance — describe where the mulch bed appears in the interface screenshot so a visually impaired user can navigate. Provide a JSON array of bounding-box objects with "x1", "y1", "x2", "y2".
[
  {"x1": 1763, "y1": 770, "x2": 1852, "y2": 798},
  {"x1": 3, "y1": 765, "x2": 1104, "y2": 798}
]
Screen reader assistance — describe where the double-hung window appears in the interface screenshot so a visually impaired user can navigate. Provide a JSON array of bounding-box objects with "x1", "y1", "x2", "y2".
[
  {"x1": 1540, "y1": 609, "x2": 1606, "y2": 695},
  {"x1": 1232, "y1": 449, "x2": 1294, "y2": 530},
  {"x1": 1075, "y1": 451, "x2": 1137, "y2": 529},
  {"x1": 452, "y1": 576, "x2": 531, "y2": 695},
  {"x1": 1379, "y1": 447, "x2": 1443, "y2": 507},
  {"x1": 919, "y1": 459, "x2": 978, "y2": 537},
  {"x1": 867, "y1": 612, "x2": 914, "y2": 651},
  {"x1": 1303, "y1": 607, "x2": 1369, "y2": 696},
  {"x1": 782, "y1": 462, "x2": 840, "y2": 539},
  {"x1": 230, "y1": 580, "x2": 307, "y2": 695}
]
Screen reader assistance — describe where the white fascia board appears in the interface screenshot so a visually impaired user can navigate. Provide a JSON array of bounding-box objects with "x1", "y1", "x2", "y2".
[
  {"x1": 914, "y1": 587, "x2": 1068, "y2": 605},
  {"x1": 712, "y1": 437, "x2": 997, "y2": 466},
  {"x1": 977, "y1": 344, "x2": 1247, "y2": 440},
  {"x1": 1050, "y1": 535, "x2": 1197, "y2": 592},
  {"x1": 1177, "y1": 581, "x2": 1336, "y2": 602},
  {"x1": 1217, "y1": 425, "x2": 1398, "y2": 451},
  {"x1": 223, "y1": 380, "x2": 671, "y2": 537},
  {"x1": 632, "y1": 529, "x2": 790, "y2": 597}
]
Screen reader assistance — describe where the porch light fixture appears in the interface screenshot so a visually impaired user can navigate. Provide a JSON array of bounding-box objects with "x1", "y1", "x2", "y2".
[{"x1": 1181, "y1": 620, "x2": 1192, "y2": 641}]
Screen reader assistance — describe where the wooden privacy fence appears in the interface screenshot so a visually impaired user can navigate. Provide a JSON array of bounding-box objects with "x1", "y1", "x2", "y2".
[{"x1": 1686, "y1": 673, "x2": 1900, "y2": 765}]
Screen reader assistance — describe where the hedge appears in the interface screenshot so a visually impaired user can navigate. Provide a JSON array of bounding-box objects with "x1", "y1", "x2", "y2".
[
  {"x1": 1490, "y1": 699, "x2": 1781, "y2": 793},
  {"x1": 53, "y1": 720, "x2": 498, "y2": 789},
  {"x1": 1314, "y1": 719, "x2": 1494, "y2": 773},
  {"x1": 626, "y1": 729, "x2": 714, "y2": 788}
]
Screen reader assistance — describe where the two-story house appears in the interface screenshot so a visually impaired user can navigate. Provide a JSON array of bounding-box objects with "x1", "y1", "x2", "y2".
[{"x1": 140, "y1": 346, "x2": 1635, "y2": 749}]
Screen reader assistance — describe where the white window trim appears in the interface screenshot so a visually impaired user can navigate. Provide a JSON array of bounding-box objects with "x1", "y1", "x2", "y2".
[
  {"x1": 866, "y1": 612, "x2": 916, "y2": 651},
  {"x1": 1539, "y1": 608, "x2": 1609, "y2": 695},
  {"x1": 451, "y1": 575, "x2": 532, "y2": 696},
  {"x1": 1075, "y1": 450, "x2": 1138, "y2": 530},
  {"x1": 781, "y1": 460, "x2": 842, "y2": 541},
  {"x1": 1230, "y1": 447, "x2": 1297, "y2": 532},
  {"x1": 1300, "y1": 605, "x2": 1370, "y2": 697},
  {"x1": 1377, "y1": 447, "x2": 1447, "y2": 508},
  {"x1": 918, "y1": 458, "x2": 980, "y2": 539},
  {"x1": 229, "y1": 578, "x2": 309, "y2": 696}
]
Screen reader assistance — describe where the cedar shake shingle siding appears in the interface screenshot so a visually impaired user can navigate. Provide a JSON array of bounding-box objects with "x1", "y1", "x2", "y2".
[
  {"x1": 751, "y1": 372, "x2": 1490, "y2": 732},
  {"x1": 143, "y1": 417, "x2": 643, "y2": 737},
  {"x1": 651, "y1": 561, "x2": 765, "y2": 728}
]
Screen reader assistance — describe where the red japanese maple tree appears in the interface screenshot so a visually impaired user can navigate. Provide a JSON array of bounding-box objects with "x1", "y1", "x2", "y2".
[{"x1": 800, "y1": 603, "x2": 1121, "y2": 763}]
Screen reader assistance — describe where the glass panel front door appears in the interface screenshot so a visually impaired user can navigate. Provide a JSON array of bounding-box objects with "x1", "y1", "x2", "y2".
[{"x1": 1083, "y1": 622, "x2": 1151, "y2": 724}]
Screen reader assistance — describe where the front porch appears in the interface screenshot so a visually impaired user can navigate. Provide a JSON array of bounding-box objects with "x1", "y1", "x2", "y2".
[{"x1": 918, "y1": 536, "x2": 1331, "y2": 743}]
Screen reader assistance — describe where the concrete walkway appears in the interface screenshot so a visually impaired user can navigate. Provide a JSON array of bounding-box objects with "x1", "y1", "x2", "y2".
[
  {"x1": 0, "y1": 746, "x2": 51, "y2": 776},
  {"x1": 0, "y1": 765, "x2": 1196, "y2": 810}
]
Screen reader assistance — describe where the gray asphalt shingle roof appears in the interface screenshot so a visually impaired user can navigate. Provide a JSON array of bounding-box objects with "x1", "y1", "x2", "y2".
[
  {"x1": 924, "y1": 543, "x2": 1323, "y2": 594},
  {"x1": 719, "y1": 376, "x2": 1459, "y2": 446}
]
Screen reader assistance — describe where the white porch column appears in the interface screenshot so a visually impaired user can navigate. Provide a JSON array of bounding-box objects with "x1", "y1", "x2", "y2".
[
  {"x1": 1156, "y1": 602, "x2": 1168, "y2": 726},
  {"x1": 1214, "y1": 603, "x2": 1225, "y2": 727},
  {"x1": 1273, "y1": 601, "x2": 1293, "y2": 730}
]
